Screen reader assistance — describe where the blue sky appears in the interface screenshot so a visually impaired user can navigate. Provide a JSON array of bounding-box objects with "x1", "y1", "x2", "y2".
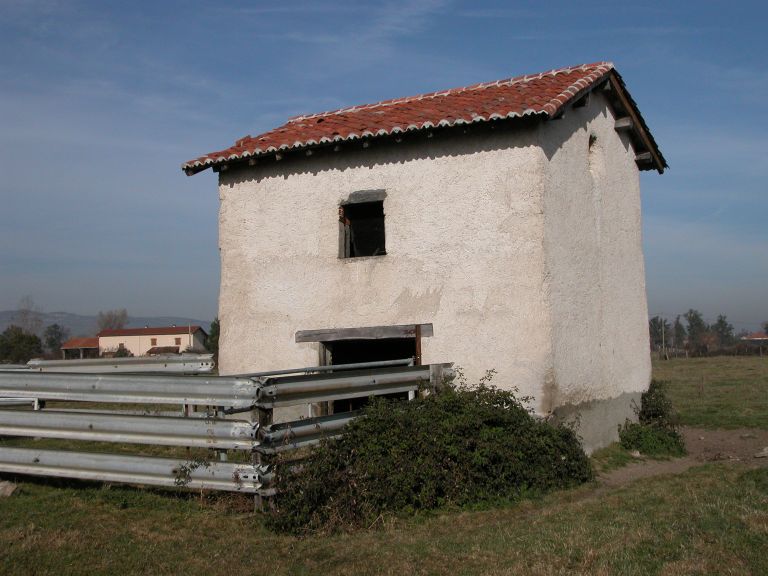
[{"x1": 0, "y1": 0, "x2": 766, "y2": 331}]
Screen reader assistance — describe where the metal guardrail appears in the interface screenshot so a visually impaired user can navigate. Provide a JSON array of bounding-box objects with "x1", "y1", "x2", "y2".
[
  {"x1": 0, "y1": 398, "x2": 38, "y2": 408},
  {"x1": 24, "y1": 354, "x2": 216, "y2": 374},
  {"x1": 0, "y1": 372, "x2": 259, "y2": 409},
  {"x1": 0, "y1": 448, "x2": 265, "y2": 492},
  {"x1": 252, "y1": 365, "x2": 429, "y2": 408},
  {"x1": 233, "y1": 357, "x2": 414, "y2": 378},
  {"x1": 0, "y1": 410, "x2": 256, "y2": 450},
  {"x1": 258, "y1": 411, "x2": 360, "y2": 454},
  {"x1": 0, "y1": 359, "x2": 452, "y2": 501}
]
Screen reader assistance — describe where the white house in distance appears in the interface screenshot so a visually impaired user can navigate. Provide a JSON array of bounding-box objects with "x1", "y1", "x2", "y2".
[
  {"x1": 183, "y1": 62, "x2": 666, "y2": 452},
  {"x1": 97, "y1": 326, "x2": 207, "y2": 357}
]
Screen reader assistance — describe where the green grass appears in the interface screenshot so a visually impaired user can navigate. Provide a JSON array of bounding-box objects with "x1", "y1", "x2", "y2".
[
  {"x1": 652, "y1": 356, "x2": 768, "y2": 429},
  {"x1": 1, "y1": 464, "x2": 766, "y2": 575},
  {"x1": 590, "y1": 443, "x2": 638, "y2": 473}
]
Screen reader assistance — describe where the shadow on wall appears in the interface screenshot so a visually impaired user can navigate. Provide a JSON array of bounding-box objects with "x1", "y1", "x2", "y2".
[{"x1": 220, "y1": 116, "x2": 548, "y2": 187}]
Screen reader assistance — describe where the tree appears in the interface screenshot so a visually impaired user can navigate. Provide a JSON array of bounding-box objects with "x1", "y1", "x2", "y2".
[
  {"x1": 0, "y1": 325, "x2": 43, "y2": 364},
  {"x1": 206, "y1": 318, "x2": 220, "y2": 359},
  {"x1": 97, "y1": 308, "x2": 128, "y2": 331},
  {"x1": 43, "y1": 323, "x2": 69, "y2": 354},
  {"x1": 43, "y1": 323, "x2": 70, "y2": 355},
  {"x1": 684, "y1": 309, "x2": 709, "y2": 351},
  {"x1": 763, "y1": 321, "x2": 768, "y2": 335},
  {"x1": 673, "y1": 316, "x2": 686, "y2": 349},
  {"x1": 648, "y1": 316, "x2": 671, "y2": 351},
  {"x1": 12, "y1": 295, "x2": 42, "y2": 335},
  {"x1": 711, "y1": 315, "x2": 735, "y2": 349}
]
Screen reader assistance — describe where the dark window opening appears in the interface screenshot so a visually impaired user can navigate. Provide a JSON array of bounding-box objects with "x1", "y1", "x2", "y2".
[
  {"x1": 324, "y1": 338, "x2": 416, "y2": 412},
  {"x1": 339, "y1": 200, "x2": 386, "y2": 258}
]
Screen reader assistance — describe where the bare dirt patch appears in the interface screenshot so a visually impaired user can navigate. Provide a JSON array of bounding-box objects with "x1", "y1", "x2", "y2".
[{"x1": 599, "y1": 427, "x2": 768, "y2": 489}]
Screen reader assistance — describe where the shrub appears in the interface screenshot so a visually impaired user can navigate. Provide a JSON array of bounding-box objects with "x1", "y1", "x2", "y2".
[
  {"x1": 619, "y1": 380, "x2": 686, "y2": 457},
  {"x1": 266, "y1": 379, "x2": 592, "y2": 534},
  {"x1": 636, "y1": 379, "x2": 679, "y2": 428},
  {"x1": 0, "y1": 325, "x2": 43, "y2": 364},
  {"x1": 618, "y1": 422, "x2": 686, "y2": 456}
]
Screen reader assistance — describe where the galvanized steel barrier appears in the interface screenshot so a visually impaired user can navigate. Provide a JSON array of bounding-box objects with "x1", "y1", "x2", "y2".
[{"x1": 0, "y1": 359, "x2": 449, "y2": 503}]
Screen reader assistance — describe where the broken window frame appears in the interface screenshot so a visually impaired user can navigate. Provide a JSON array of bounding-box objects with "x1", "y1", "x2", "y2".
[{"x1": 338, "y1": 190, "x2": 387, "y2": 259}]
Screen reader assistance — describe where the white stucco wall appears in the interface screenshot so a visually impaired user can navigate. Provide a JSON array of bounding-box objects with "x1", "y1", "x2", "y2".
[
  {"x1": 99, "y1": 332, "x2": 205, "y2": 356},
  {"x1": 215, "y1": 93, "x2": 652, "y2": 449},
  {"x1": 218, "y1": 124, "x2": 551, "y2": 402},
  {"x1": 541, "y1": 92, "x2": 651, "y2": 410}
]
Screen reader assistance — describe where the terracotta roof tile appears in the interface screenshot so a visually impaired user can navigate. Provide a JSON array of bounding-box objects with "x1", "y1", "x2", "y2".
[
  {"x1": 184, "y1": 61, "x2": 666, "y2": 174},
  {"x1": 742, "y1": 332, "x2": 768, "y2": 340},
  {"x1": 61, "y1": 337, "x2": 99, "y2": 349}
]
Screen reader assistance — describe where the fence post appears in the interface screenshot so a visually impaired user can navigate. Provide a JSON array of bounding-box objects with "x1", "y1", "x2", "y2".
[
  {"x1": 428, "y1": 364, "x2": 444, "y2": 394},
  {"x1": 253, "y1": 405, "x2": 273, "y2": 511}
]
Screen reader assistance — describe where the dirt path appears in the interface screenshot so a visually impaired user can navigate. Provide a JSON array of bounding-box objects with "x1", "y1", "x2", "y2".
[{"x1": 598, "y1": 427, "x2": 768, "y2": 488}]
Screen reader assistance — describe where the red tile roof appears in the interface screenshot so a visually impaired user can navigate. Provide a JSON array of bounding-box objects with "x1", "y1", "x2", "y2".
[
  {"x1": 97, "y1": 326, "x2": 206, "y2": 338},
  {"x1": 742, "y1": 332, "x2": 768, "y2": 341},
  {"x1": 184, "y1": 61, "x2": 666, "y2": 175},
  {"x1": 61, "y1": 337, "x2": 99, "y2": 350}
]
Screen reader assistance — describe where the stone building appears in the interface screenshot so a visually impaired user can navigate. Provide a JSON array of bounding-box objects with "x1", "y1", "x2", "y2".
[{"x1": 184, "y1": 62, "x2": 666, "y2": 451}]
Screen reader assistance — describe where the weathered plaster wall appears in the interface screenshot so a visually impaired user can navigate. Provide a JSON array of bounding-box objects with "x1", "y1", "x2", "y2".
[
  {"x1": 541, "y1": 92, "x2": 651, "y2": 450},
  {"x1": 216, "y1": 96, "x2": 652, "y2": 450},
  {"x1": 217, "y1": 126, "x2": 552, "y2": 403}
]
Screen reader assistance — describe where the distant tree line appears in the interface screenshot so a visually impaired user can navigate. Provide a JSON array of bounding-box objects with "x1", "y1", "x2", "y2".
[
  {"x1": 0, "y1": 322, "x2": 73, "y2": 365},
  {"x1": 649, "y1": 310, "x2": 767, "y2": 358},
  {"x1": 0, "y1": 297, "x2": 133, "y2": 364}
]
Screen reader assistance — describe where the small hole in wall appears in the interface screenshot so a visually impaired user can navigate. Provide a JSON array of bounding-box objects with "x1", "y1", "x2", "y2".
[{"x1": 588, "y1": 132, "x2": 604, "y2": 179}]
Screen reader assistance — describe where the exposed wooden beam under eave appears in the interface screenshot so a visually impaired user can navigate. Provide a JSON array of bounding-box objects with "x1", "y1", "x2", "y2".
[
  {"x1": 635, "y1": 152, "x2": 652, "y2": 163},
  {"x1": 608, "y1": 71, "x2": 665, "y2": 173},
  {"x1": 614, "y1": 117, "x2": 633, "y2": 131}
]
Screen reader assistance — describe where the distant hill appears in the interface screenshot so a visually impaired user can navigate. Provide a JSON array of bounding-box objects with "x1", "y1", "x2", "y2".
[{"x1": 0, "y1": 310, "x2": 213, "y2": 338}]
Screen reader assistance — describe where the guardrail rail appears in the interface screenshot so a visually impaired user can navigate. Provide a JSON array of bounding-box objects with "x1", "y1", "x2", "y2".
[{"x1": 0, "y1": 358, "x2": 452, "y2": 505}]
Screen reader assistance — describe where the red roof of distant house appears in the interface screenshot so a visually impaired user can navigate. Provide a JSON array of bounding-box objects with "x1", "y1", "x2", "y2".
[
  {"x1": 60, "y1": 337, "x2": 99, "y2": 350},
  {"x1": 97, "y1": 326, "x2": 206, "y2": 338},
  {"x1": 183, "y1": 61, "x2": 666, "y2": 175},
  {"x1": 742, "y1": 332, "x2": 768, "y2": 341}
]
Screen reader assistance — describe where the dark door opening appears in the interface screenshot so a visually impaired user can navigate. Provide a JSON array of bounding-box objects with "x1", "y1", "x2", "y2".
[
  {"x1": 325, "y1": 338, "x2": 416, "y2": 366},
  {"x1": 324, "y1": 338, "x2": 416, "y2": 413}
]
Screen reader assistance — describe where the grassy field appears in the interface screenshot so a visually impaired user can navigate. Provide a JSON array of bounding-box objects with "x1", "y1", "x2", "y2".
[
  {"x1": 1, "y1": 464, "x2": 766, "y2": 575},
  {"x1": 1, "y1": 356, "x2": 767, "y2": 575},
  {"x1": 653, "y1": 356, "x2": 768, "y2": 429}
]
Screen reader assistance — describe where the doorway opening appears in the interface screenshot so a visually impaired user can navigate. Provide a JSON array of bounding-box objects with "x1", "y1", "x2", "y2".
[
  {"x1": 295, "y1": 323, "x2": 433, "y2": 415},
  {"x1": 322, "y1": 337, "x2": 416, "y2": 413},
  {"x1": 324, "y1": 338, "x2": 416, "y2": 366}
]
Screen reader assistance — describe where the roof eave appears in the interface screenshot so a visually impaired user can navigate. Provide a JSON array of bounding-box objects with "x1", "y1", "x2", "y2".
[
  {"x1": 606, "y1": 70, "x2": 667, "y2": 174},
  {"x1": 182, "y1": 65, "x2": 667, "y2": 176},
  {"x1": 181, "y1": 111, "x2": 551, "y2": 176}
]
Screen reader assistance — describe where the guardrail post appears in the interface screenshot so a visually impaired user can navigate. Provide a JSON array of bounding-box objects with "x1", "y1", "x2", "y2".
[
  {"x1": 253, "y1": 405, "x2": 274, "y2": 511},
  {"x1": 428, "y1": 364, "x2": 443, "y2": 395}
]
